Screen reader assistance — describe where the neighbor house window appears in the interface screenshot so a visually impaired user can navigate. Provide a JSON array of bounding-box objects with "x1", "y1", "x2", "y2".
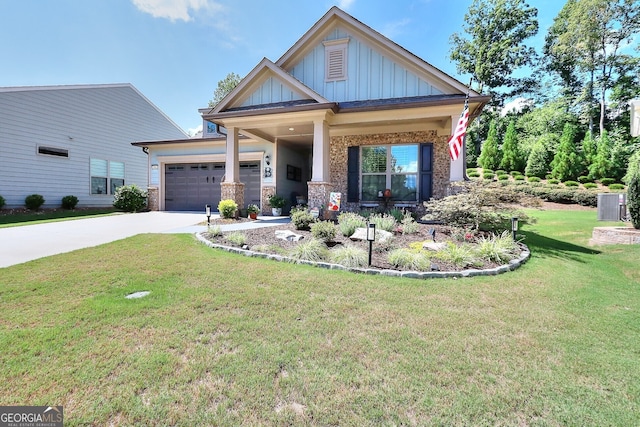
[
  {"x1": 91, "y1": 159, "x2": 125, "y2": 195},
  {"x1": 360, "y1": 145, "x2": 418, "y2": 201}
]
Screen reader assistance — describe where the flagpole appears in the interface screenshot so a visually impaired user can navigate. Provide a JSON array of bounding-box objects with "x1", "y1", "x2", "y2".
[{"x1": 462, "y1": 78, "x2": 472, "y2": 181}]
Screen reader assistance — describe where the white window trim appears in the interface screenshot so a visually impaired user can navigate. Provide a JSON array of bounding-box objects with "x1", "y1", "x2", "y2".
[{"x1": 360, "y1": 144, "x2": 419, "y2": 202}]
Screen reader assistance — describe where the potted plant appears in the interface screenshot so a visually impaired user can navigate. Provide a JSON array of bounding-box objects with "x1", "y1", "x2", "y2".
[
  {"x1": 247, "y1": 204, "x2": 260, "y2": 220},
  {"x1": 268, "y1": 194, "x2": 286, "y2": 216}
]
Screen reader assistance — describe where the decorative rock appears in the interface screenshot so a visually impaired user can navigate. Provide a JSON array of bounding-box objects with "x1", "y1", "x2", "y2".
[
  {"x1": 423, "y1": 242, "x2": 446, "y2": 251},
  {"x1": 275, "y1": 230, "x2": 305, "y2": 241},
  {"x1": 430, "y1": 262, "x2": 440, "y2": 271},
  {"x1": 125, "y1": 291, "x2": 150, "y2": 299},
  {"x1": 349, "y1": 228, "x2": 394, "y2": 242}
]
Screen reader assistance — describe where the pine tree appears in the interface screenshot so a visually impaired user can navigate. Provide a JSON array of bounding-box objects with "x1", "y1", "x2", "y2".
[
  {"x1": 588, "y1": 130, "x2": 612, "y2": 180},
  {"x1": 478, "y1": 120, "x2": 501, "y2": 171},
  {"x1": 550, "y1": 122, "x2": 582, "y2": 181},
  {"x1": 525, "y1": 137, "x2": 551, "y2": 178},
  {"x1": 499, "y1": 120, "x2": 522, "y2": 172}
]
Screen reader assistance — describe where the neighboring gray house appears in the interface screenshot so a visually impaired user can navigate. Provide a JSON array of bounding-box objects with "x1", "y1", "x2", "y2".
[{"x1": 0, "y1": 84, "x2": 187, "y2": 209}]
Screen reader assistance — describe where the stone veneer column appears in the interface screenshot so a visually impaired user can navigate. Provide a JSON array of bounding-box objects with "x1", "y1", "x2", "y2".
[
  {"x1": 307, "y1": 182, "x2": 333, "y2": 210},
  {"x1": 262, "y1": 186, "x2": 276, "y2": 215},
  {"x1": 147, "y1": 186, "x2": 159, "y2": 211},
  {"x1": 221, "y1": 182, "x2": 245, "y2": 211}
]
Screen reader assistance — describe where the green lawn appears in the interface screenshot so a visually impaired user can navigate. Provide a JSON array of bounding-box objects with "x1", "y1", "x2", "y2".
[
  {"x1": 1, "y1": 210, "x2": 638, "y2": 426},
  {"x1": 0, "y1": 208, "x2": 118, "y2": 228}
]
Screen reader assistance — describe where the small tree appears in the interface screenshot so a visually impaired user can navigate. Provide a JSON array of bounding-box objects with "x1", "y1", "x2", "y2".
[
  {"x1": 500, "y1": 120, "x2": 522, "y2": 172},
  {"x1": 588, "y1": 130, "x2": 612, "y2": 180},
  {"x1": 525, "y1": 138, "x2": 549, "y2": 178},
  {"x1": 550, "y1": 122, "x2": 583, "y2": 181},
  {"x1": 478, "y1": 119, "x2": 501, "y2": 171},
  {"x1": 208, "y1": 72, "x2": 242, "y2": 107}
]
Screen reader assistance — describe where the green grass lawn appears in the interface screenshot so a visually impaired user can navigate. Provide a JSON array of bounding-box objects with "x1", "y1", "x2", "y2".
[
  {"x1": 1, "y1": 210, "x2": 638, "y2": 425},
  {"x1": 0, "y1": 208, "x2": 118, "y2": 228}
]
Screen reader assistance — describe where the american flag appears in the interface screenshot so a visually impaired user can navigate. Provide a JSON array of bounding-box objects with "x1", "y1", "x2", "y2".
[{"x1": 448, "y1": 102, "x2": 469, "y2": 161}]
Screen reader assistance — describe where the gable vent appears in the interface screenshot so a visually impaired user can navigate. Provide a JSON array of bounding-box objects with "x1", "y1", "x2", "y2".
[{"x1": 324, "y1": 38, "x2": 349, "y2": 82}]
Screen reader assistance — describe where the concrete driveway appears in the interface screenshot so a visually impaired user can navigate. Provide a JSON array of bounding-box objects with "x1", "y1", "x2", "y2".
[{"x1": 0, "y1": 211, "x2": 290, "y2": 268}]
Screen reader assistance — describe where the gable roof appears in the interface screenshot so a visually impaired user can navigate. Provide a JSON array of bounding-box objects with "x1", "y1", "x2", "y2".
[
  {"x1": 276, "y1": 6, "x2": 476, "y2": 96},
  {"x1": 210, "y1": 58, "x2": 330, "y2": 115}
]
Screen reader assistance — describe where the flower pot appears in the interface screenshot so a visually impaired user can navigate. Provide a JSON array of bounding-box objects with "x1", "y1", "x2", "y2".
[
  {"x1": 249, "y1": 212, "x2": 258, "y2": 220},
  {"x1": 272, "y1": 208, "x2": 282, "y2": 216}
]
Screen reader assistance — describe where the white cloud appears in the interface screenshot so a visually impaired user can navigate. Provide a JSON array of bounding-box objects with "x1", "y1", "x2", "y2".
[
  {"x1": 132, "y1": 0, "x2": 222, "y2": 22},
  {"x1": 336, "y1": 0, "x2": 355, "y2": 10},
  {"x1": 187, "y1": 124, "x2": 203, "y2": 137},
  {"x1": 381, "y1": 18, "x2": 411, "y2": 39}
]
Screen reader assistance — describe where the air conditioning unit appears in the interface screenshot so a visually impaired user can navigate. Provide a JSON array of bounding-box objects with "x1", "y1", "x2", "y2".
[{"x1": 597, "y1": 193, "x2": 625, "y2": 221}]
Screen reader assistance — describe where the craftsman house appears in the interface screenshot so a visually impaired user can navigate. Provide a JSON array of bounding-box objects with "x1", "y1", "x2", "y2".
[{"x1": 133, "y1": 7, "x2": 488, "y2": 213}]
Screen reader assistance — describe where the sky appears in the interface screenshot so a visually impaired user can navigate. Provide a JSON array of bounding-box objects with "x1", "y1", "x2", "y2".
[{"x1": 0, "y1": 0, "x2": 564, "y2": 135}]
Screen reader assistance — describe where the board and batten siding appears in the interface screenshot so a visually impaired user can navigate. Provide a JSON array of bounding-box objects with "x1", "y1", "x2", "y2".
[
  {"x1": 241, "y1": 77, "x2": 307, "y2": 107},
  {"x1": 0, "y1": 84, "x2": 186, "y2": 208},
  {"x1": 287, "y1": 27, "x2": 445, "y2": 103}
]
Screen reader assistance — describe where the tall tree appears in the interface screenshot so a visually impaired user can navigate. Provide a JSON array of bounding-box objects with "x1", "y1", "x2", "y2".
[
  {"x1": 544, "y1": 0, "x2": 640, "y2": 134},
  {"x1": 208, "y1": 72, "x2": 242, "y2": 107},
  {"x1": 449, "y1": 0, "x2": 539, "y2": 104}
]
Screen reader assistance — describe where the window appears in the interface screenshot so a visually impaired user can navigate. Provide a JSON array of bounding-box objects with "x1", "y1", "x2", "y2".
[
  {"x1": 323, "y1": 38, "x2": 349, "y2": 82},
  {"x1": 360, "y1": 145, "x2": 418, "y2": 201},
  {"x1": 91, "y1": 159, "x2": 125, "y2": 195},
  {"x1": 38, "y1": 146, "x2": 68, "y2": 158}
]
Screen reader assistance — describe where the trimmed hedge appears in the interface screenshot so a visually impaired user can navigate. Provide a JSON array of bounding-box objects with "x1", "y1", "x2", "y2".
[
  {"x1": 609, "y1": 184, "x2": 625, "y2": 190},
  {"x1": 600, "y1": 178, "x2": 616, "y2": 186}
]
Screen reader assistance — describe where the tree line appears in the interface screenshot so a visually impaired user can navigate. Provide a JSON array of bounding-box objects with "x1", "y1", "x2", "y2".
[{"x1": 450, "y1": 0, "x2": 640, "y2": 184}]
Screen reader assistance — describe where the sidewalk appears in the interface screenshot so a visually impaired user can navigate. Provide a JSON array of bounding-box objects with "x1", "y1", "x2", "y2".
[{"x1": 0, "y1": 212, "x2": 290, "y2": 268}]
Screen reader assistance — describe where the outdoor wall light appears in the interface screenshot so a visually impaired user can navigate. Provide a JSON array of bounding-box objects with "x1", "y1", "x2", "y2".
[
  {"x1": 264, "y1": 155, "x2": 271, "y2": 165},
  {"x1": 206, "y1": 204, "x2": 211, "y2": 226},
  {"x1": 367, "y1": 223, "x2": 376, "y2": 266},
  {"x1": 151, "y1": 164, "x2": 159, "y2": 170},
  {"x1": 511, "y1": 216, "x2": 518, "y2": 240}
]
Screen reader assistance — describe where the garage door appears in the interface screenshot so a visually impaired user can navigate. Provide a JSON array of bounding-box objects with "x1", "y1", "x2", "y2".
[{"x1": 164, "y1": 162, "x2": 260, "y2": 211}]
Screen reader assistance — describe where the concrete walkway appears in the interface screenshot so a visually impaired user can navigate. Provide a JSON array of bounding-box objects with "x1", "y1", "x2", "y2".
[{"x1": 0, "y1": 212, "x2": 289, "y2": 268}]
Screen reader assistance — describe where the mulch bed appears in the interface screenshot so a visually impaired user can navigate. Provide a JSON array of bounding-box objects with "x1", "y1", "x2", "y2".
[{"x1": 203, "y1": 220, "x2": 504, "y2": 272}]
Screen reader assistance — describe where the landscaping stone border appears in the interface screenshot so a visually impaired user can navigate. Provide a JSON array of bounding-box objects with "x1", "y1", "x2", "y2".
[{"x1": 195, "y1": 232, "x2": 531, "y2": 280}]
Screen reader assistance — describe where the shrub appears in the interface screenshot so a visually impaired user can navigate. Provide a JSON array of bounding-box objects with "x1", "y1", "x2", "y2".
[
  {"x1": 225, "y1": 232, "x2": 246, "y2": 246},
  {"x1": 475, "y1": 231, "x2": 519, "y2": 263},
  {"x1": 400, "y1": 212, "x2": 420, "y2": 235},
  {"x1": 434, "y1": 242, "x2": 478, "y2": 268},
  {"x1": 388, "y1": 208, "x2": 404, "y2": 223},
  {"x1": 338, "y1": 212, "x2": 366, "y2": 237},
  {"x1": 608, "y1": 183, "x2": 625, "y2": 190},
  {"x1": 467, "y1": 171, "x2": 480, "y2": 178},
  {"x1": 0, "y1": 195, "x2": 5, "y2": 209},
  {"x1": 497, "y1": 174, "x2": 509, "y2": 181},
  {"x1": 422, "y1": 182, "x2": 528, "y2": 232},
  {"x1": 329, "y1": 245, "x2": 368, "y2": 268},
  {"x1": 600, "y1": 178, "x2": 616, "y2": 186},
  {"x1": 368, "y1": 213, "x2": 397, "y2": 232},
  {"x1": 288, "y1": 239, "x2": 328, "y2": 262},
  {"x1": 548, "y1": 179, "x2": 560, "y2": 185},
  {"x1": 514, "y1": 175, "x2": 525, "y2": 181},
  {"x1": 467, "y1": 168, "x2": 479, "y2": 174},
  {"x1": 206, "y1": 225, "x2": 222, "y2": 237},
  {"x1": 25, "y1": 194, "x2": 45, "y2": 210},
  {"x1": 563, "y1": 181, "x2": 579, "y2": 187},
  {"x1": 113, "y1": 185, "x2": 147, "y2": 212},
  {"x1": 387, "y1": 249, "x2": 431, "y2": 271},
  {"x1": 310, "y1": 220, "x2": 337, "y2": 242},
  {"x1": 628, "y1": 173, "x2": 640, "y2": 229},
  {"x1": 583, "y1": 182, "x2": 598, "y2": 189},
  {"x1": 571, "y1": 191, "x2": 597, "y2": 207},
  {"x1": 61, "y1": 195, "x2": 78, "y2": 209},
  {"x1": 483, "y1": 169, "x2": 495, "y2": 174},
  {"x1": 495, "y1": 170, "x2": 506, "y2": 175},
  {"x1": 578, "y1": 176, "x2": 592, "y2": 183},
  {"x1": 483, "y1": 172, "x2": 495, "y2": 179},
  {"x1": 291, "y1": 209, "x2": 316, "y2": 230},
  {"x1": 218, "y1": 199, "x2": 238, "y2": 219},
  {"x1": 527, "y1": 176, "x2": 541, "y2": 183},
  {"x1": 510, "y1": 171, "x2": 522, "y2": 176}
]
